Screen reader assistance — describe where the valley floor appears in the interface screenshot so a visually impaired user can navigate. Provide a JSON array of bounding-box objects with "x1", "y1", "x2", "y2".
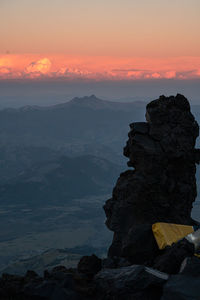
[{"x1": 0, "y1": 194, "x2": 112, "y2": 273}]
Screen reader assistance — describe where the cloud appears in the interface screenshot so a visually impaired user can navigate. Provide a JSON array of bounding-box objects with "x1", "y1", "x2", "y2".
[
  {"x1": 0, "y1": 67, "x2": 11, "y2": 75},
  {"x1": 25, "y1": 58, "x2": 51, "y2": 75},
  {"x1": 164, "y1": 71, "x2": 176, "y2": 79},
  {"x1": 151, "y1": 72, "x2": 161, "y2": 79},
  {"x1": 0, "y1": 57, "x2": 12, "y2": 68},
  {"x1": 112, "y1": 68, "x2": 149, "y2": 72},
  {"x1": 53, "y1": 67, "x2": 93, "y2": 79},
  {"x1": 0, "y1": 54, "x2": 200, "y2": 81},
  {"x1": 176, "y1": 69, "x2": 199, "y2": 79}
]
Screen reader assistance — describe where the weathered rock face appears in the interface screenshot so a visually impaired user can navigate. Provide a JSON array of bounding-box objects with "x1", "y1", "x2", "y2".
[
  {"x1": 95, "y1": 264, "x2": 168, "y2": 300},
  {"x1": 104, "y1": 94, "x2": 200, "y2": 263}
]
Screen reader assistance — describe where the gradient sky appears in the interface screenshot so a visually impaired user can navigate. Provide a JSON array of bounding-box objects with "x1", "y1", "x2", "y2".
[{"x1": 0, "y1": 0, "x2": 200, "y2": 80}]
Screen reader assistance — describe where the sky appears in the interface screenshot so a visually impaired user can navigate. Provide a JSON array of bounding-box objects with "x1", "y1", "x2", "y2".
[{"x1": 0, "y1": 0, "x2": 200, "y2": 81}]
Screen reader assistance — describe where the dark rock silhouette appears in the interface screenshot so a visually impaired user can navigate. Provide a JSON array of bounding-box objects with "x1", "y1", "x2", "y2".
[
  {"x1": 104, "y1": 94, "x2": 200, "y2": 263},
  {"x1": 95, "y1": 264, "x2": 167, "y2": 300},
  {"x1": 153, "y1": 238, "x2": 195, "y2": 274},
  {"x1": 77, "y1": 254, "x2": 102, "y2": 277}
]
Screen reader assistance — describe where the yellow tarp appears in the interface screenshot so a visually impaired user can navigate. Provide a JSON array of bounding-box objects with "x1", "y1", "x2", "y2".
[{"x1": 152, "y1": 222, "x2": 194, "y2": 250}]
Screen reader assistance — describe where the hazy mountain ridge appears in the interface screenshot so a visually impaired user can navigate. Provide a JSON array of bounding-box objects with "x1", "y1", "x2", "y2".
[
  {"x1": 1, "y1": 95, "x2": 147, "y2": 112},
  {"x1": 1, "y1": 95, "x2": 199, "y2": 151},
  {"x1": 0, "y1": 155, "x2": 123, "y2": 205},
  {"x1": 0, "y1": 95, "x2": 145, "y2": 147}
]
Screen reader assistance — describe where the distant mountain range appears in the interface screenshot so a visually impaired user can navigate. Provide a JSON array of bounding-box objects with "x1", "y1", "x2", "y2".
[
  {"x1": 0, "y1": 155, "x2": 122, "y2": 205},
  {"x1": 0, "y1": 95, "x2": 146, "y2": 149},
  {"x1": 1, "y1": 95, "x2": 200, "y2": 202},
  {"x1": 0, "y1": 96, "x2": 145, "y2": 207},
  {"x1": 2, "y1": 95, "x2": 146, "y2": 112}
]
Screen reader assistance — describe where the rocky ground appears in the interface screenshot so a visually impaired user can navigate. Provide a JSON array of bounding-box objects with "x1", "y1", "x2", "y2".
[{"x1": 1, "y1": 252, "x2": 200, "y2": 300}]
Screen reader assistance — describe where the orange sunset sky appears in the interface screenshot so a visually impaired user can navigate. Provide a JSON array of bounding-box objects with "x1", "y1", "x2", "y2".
[{"x1": 0, "y1": 0, "x2": 200, "y2": 80}]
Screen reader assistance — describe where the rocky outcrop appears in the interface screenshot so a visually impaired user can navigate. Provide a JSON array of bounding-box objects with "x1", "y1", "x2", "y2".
[
  {"x1": 0, "y1": 253, "x2": 198, "y2": 300},
  {"x1": 95, "y1": 264, "x2": 168, "y2": 300},
  {"x1": 104, "y1": 94, "x2": 200, "y2": 263},
  {"x1": 0, "y1": 263, "x2": 167, "y2": 300}
]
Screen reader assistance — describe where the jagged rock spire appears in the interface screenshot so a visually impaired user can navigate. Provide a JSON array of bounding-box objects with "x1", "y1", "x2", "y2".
[{"x1": 104, "y1": 94, "x2": 200, "y2": 263}]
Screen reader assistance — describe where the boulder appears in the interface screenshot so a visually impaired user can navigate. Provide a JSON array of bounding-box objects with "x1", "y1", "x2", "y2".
[
  {"x1": 153, "y1": 239, "x2": 194, "y2": 274},
  {"x1": 95, "y1": 265, "x2": 168, "y2": 300},
  {"x1": 77, "y1": 254, "x2": 102, "y2": 277}
]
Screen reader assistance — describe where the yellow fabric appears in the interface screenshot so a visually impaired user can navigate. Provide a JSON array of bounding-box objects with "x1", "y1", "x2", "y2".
[{"x1": 152, "y1": 222, "x2": 194, "y2": 250}]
